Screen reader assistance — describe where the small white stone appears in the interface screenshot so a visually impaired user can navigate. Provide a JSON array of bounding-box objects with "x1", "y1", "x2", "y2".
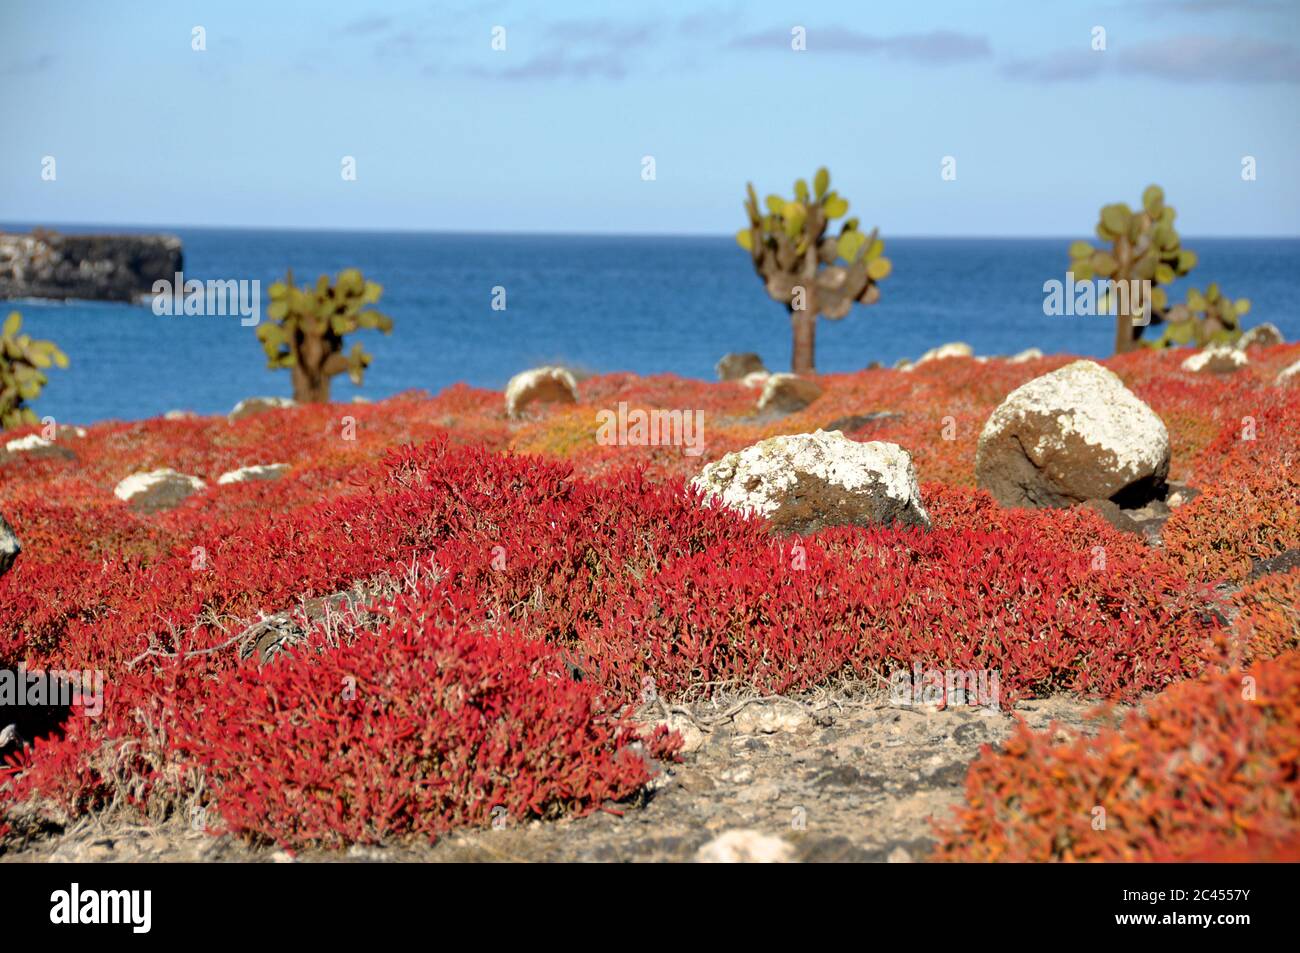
[
  {"x1": 113, "y1": 469, "x2": 206, "y2": 503},
  {"x1": 696, "y1": 829, "x2": 795, "y2": 864},
  {"x1": 504, "y1": 366, "x2": 578, "y2": 418},
  {"x1": 651, "y1": 715, "x2": 705, "y2": 754},
  {"x1": 4, "y1": 434, "x2": 53, "y2": 453},
  {"x1": 916, "y1": 341, "x2": 973, "y2": 365},
  {"x1": 1278, "y1": 359, "x2": 1300, "y2": 384},
  {"x1": 1008, "y1": 347, "x2": 1044, "y2": 364},
  {"x1": 732, "y1": 703, "x2": 810, "y2": 735},
  {"x1": 1182, "y1": 345, "x2": 1248, "y2": 374},
  {"x1": 216, "y1": 464, "x2": 290, "y2": 485}
]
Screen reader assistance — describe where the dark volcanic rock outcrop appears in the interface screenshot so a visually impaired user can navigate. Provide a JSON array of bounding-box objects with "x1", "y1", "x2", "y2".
[{"x1": 0, "y1": 228, "x2": 182, "y2": 302}]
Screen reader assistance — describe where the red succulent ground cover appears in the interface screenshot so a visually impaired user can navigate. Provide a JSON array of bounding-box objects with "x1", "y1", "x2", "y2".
[
  {"x1": 933, "y1": 649, "x2": 1300, "y2": 862},
  {"x1": 0, "y1": 345, "x2": 1297, "y2": 852}
]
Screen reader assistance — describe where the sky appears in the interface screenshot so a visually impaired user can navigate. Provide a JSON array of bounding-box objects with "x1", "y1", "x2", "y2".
[{"x1": 1, "y1": 0, "x2": 1298, "y2": 236}]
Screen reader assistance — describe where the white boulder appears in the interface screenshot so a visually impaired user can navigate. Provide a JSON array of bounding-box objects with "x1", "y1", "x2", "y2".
[
  {"x1": 4, "y1": 434, "x2": 53, "y2": 453},
  {"x1": 505, "y1": 366, "x2": 578, "y2": 418},
  {"x1": 914, "y1": 342, "x2": 973, "y2": 367},
  {"x1": 692, "y1": 429, "x2": 929, "y2": 534},
  {"x1": 975, "y1": 360, "x2": 1170, "y2": 508}
]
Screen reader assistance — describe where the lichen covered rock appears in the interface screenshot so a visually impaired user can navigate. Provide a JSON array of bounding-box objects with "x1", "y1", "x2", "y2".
[
  {"x1": 1182, "y1": 345, "x2": 1248, "y2": 374},
  {"x1": 229, "y1": 396, "x2": 297, "y2": 422},
  {"x1": 692, "y1": 429, "x2": 929, "y2": 534},
  {"x1": 756, "y1": 373, "x2": 823, "y2": 414},
  {"x1": 114, "y1": 469, "x2": 206, "y2": 513},
  {"x1": 975, "y1": 360, "x2": 1170, "y2": 508}
]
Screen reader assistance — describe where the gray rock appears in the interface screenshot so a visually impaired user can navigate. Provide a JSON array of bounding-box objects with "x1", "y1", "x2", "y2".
[
  {"x1": 693, "y1": 429, "x2": 930, "y2": 535},
  {"x1": 824, "y1": 411, "x2": 901, "y2": 434},
  {"x1": 756, "y1": 373, "x2": 823, "y2": 414},
  {"x1": 1236, "y1": 323, "x2": 1284, "y2": 350},
  {"x1": 0, "y1": 512, "x2": 19, "y2": 576},
  {"x1": 228, "y1": 396, "x2": 297, "y2": 422},
  {"x1": 113, "y1": 469, "x2": 206, "y2": 514},
  {"x1": 976, "y1": 360, "x2": 1170, "y2": 509},
  {"x1": 716, "y1": 352, "x2": 766, "y2": 381},
  {"x1": 1249, "y1": 548, "x2": 1300, "y2": 581}
]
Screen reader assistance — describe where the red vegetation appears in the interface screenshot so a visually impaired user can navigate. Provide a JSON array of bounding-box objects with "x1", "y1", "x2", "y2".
[
  {"x1": 172, "y1": 591, "x2": 678, "y2": 849},
  {"x1": 1, "y1": 347, "x2": 1297, "y2": 852},
  {"x1": 1230, "y1": 567, "x2": 1300, "y2": 665},
  {"x1": 934, "y1": 650, "x2": 1300, "y2": 862}
]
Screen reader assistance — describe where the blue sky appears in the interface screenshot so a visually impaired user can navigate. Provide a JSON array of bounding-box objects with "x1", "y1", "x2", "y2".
[{"x1": 2, "y1": 0, "x2": 1298, "y2": 235}]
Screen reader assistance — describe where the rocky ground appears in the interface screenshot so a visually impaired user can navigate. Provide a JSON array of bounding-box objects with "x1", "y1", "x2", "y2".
[{"x1": 1, "y1": 692, "x2": 1108, "y2": 863}]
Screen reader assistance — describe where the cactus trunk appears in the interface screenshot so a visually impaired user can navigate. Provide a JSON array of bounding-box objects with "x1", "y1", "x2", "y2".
[
  {"x1": 291, "y1": 362, "x2": 332, "y2": 403},
  {"x1": 791, "y1": 308, "x2": 816, "y2": 374},
  {"x1": 1114, "y1": 311, "x2": 1137, "y2": 354},
  {"x1": 291, "y1": 328, "x2": 337, "y2": 402}
]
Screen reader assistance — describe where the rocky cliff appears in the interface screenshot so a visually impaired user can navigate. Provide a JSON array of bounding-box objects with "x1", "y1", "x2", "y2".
[{"x1": 0, "y1": 228, "x2": 182, "y2": 303}]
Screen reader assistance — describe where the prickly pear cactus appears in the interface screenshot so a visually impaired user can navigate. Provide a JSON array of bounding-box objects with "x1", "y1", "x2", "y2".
[
  {"x1": 258, "y1": 269, "x2": 393, "y2": 403},
  {"x1": 1068, "y1": 185, "x2": 1197, "y2": 353},
  {"x1": 1147, "y1": 284, "x2": 1250, "y2": 348},
  {"x1": 737, "y1": 167, "x2": 890, "y2": 373},
  {"x1": 0, "y1": 311, "x2": 68, "y2": 430}
]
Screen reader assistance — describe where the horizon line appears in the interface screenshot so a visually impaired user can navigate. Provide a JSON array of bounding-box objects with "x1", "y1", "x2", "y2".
[{"x1": 4, "y1": 220, "x2": 1299, "y2": 242}]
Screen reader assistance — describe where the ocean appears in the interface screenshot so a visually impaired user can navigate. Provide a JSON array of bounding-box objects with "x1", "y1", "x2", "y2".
[{"x1": 5, "y1": 226, "x2": 1298, "y2": 425}]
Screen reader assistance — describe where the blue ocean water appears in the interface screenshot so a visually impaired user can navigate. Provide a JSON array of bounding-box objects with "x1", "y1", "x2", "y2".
[{"x1": 6, "y1": 226, "x2": 1298, "y2": 425}]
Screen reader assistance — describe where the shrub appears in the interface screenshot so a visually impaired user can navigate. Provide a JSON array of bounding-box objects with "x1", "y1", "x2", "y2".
[
  {"x1": 1162, "y1": 471, "x2": 1300, "y2": 585},
  {"x1": 171, "y1": 590, "x2": 677, "y2": 849},
  {"x1": 578, "y1": 523, "x2": 1218, "y2": 704},
  {"x1": 934, "y1": 650, "x2": 1300, "y2": 862},
  {"x1": 1231, "y1": 568, "x2": 1300, "y2": 665}
]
